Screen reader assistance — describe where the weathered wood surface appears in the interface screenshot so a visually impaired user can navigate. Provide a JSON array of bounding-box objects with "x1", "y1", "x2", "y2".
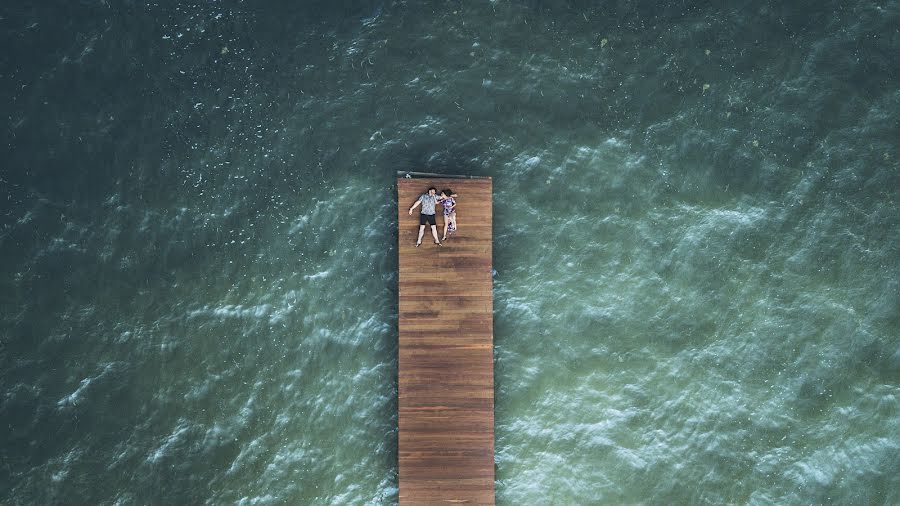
[{"x1": 397, "y1": 177, "x2": 495, "y2": 505}]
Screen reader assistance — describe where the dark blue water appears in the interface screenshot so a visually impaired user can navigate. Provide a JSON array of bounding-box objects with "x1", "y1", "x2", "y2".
[{"x1": 2, "y1": 1, "x2": 898, "y2": 504}]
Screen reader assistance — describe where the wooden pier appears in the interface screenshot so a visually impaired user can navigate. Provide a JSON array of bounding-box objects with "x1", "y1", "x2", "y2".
[{"x1": 397, "y1": 175, "x2": 495, "y2": 505}]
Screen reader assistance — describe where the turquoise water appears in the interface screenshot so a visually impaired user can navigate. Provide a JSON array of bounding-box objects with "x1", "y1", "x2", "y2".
[{"x1": 2, "y1": 1, "x2": 898, "y2": 504}]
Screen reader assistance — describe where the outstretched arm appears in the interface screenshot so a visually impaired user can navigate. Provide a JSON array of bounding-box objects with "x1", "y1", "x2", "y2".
[{"x1": 408, "y1": 198, "x2": 422, "y2": 215}]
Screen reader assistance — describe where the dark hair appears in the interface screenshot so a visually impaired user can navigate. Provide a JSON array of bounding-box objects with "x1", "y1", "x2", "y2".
[
  {"x1": 428, "y1": 187, "x2": 437, "y2": 193},
  {"x1": 441, "y1": 188, "x2": 453, "y2": 197}
]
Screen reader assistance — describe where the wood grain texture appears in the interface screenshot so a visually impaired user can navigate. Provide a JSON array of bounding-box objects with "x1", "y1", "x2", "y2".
[{"x1": 398, "y1": 177, "x2": 495, "y2": 505}]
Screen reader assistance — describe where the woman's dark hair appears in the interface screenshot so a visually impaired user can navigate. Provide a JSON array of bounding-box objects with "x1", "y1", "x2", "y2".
[
  {"x1": 441, "y1": 188, "x2": 453, "y2": 197},
  {"x1": 428, "y1": 187, "x2": 437, "y2": 193}
]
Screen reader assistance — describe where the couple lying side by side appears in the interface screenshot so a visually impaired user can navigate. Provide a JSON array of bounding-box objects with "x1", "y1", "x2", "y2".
[{"x1": 408, "y1": 187, "x2": 458, "y2": 247}]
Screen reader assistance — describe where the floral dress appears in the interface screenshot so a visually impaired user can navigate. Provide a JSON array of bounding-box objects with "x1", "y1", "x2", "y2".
[
  {"x1": 442, "y1": 197, "x2": 456, "y2": 217},
  {"x1": 442, "y1": 197, "x2": 457, "y2": 234}
]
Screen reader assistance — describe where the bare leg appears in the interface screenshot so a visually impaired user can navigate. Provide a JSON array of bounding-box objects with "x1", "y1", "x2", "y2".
[
  {"x1": 449, "y1": 213, "x2": 457, "y2": 235},
  {"x1": 416, "y1": 225, "x2": 425, "y2": 246},
  {"x1": 442, "y1": 216, "x2": 449, "y2": 240},
  {"x1": 430, "y1": 225, "x2": 440, "y2": 244}
]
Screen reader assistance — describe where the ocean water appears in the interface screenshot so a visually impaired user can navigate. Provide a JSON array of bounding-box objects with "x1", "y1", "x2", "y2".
[{"x1": 2, "y1": 1, "x2": 898, "y2": 504}]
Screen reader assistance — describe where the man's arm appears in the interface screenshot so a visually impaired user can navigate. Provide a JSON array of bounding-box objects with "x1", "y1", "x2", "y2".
[{"x1": 408, "y1": 198, "x2": 422, "y2": 215}]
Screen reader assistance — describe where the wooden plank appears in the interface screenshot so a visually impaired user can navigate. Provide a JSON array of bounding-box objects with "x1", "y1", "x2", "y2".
[{"x1": 398, "y1": 177, "x2": 495, "y2": 505}]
